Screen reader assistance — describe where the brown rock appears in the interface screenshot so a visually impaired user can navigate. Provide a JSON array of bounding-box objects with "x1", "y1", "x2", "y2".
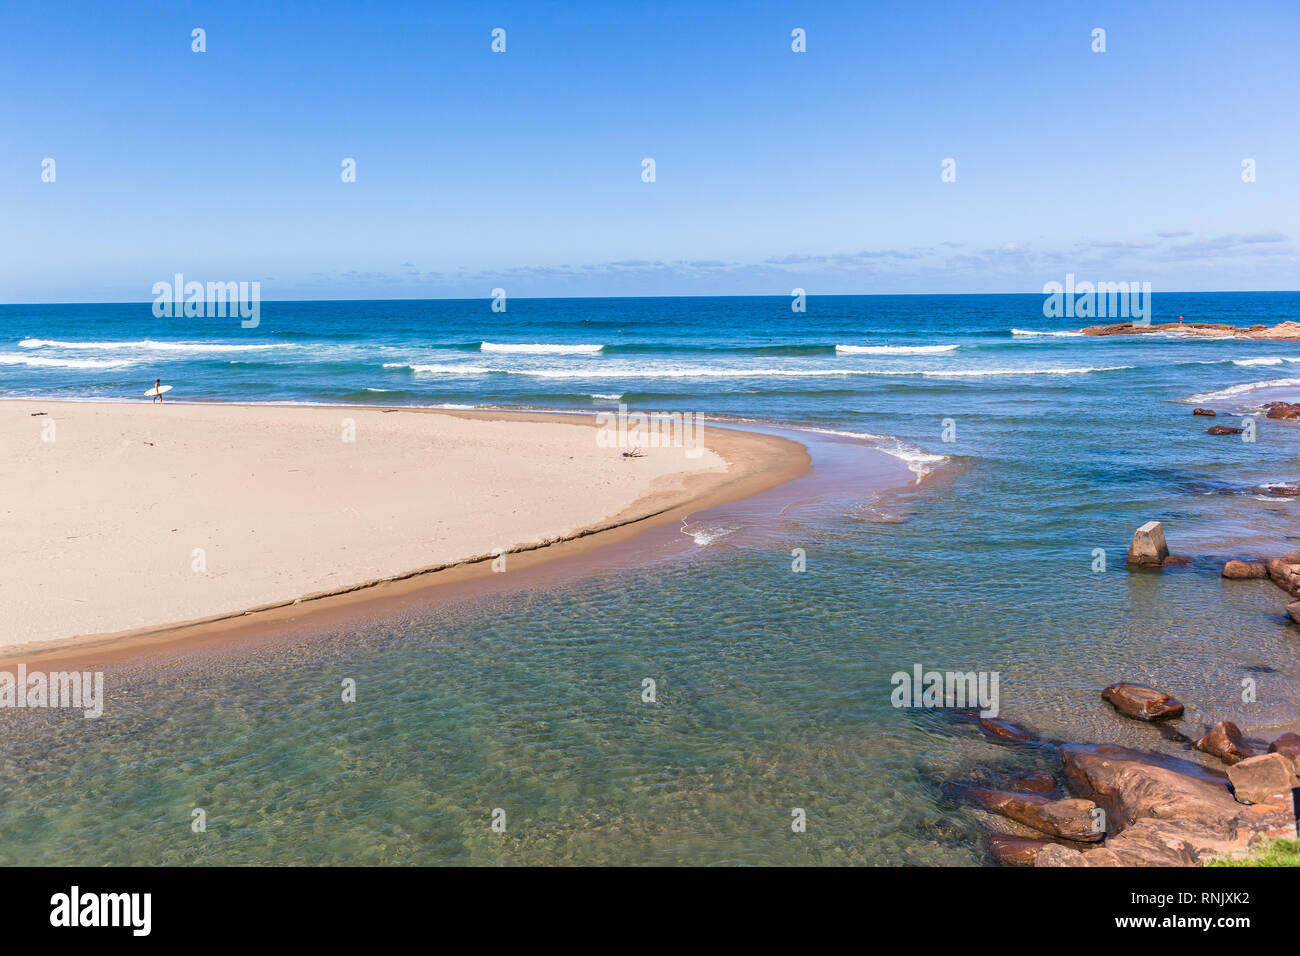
[
  {"x1": 967, "y1": 788, "x2": 1104, "y2": 842},
  {"x1": 1207, "y1": 425, "x2": 1243, "y2": 435},
  {"x1": 1267, "y1": 733, "x2": 1300, "y2": 775},
  {"x1": 1081, "y1": 847, "x2": 1126, "y2": 866},
  {"x1": 1126, "y1": 521, "x2": 1169, "y2": 566},
  {"x1": 1034, "y1": 843, "x2": 1089, "y2": 867},
  {"x1": 1265, "y1": 556, "x2": 1300, "y2": 595},
  {"x1": 1062, "y1": 744, "x2": 1233, "y2": 832},
  {"x1": 1192, "y1": 408, "x2": 1217, "y2": 417},
  {"x1": 1262, "y1": 483, "x2": 1300, "y2": 497},
  {"x1": 1265, "y1": 402, "x2": 1300, "y2": 420},
  {"x1": 1288, "y1": 602, "x2": 1300, "y2": 625},
  {"x1": 1061, "y1": 744, "x2": 1294, "y2": 865},
  {"x1": 1096, "y1": 816, "x2": 1276, "y2": 866},
  {"x1": 1101, "y1": 682, "x2": 1184, "y2": 720},
  {"x1": 1194, "y1": 721, "x2": 1255, "y2": 765},
  {"x1": 1222, "y1": 560, "x2": 1267, "y2": 579},
  {"x1": 988, "y1": 836, "x2": 1050, "y2": 866},
  {"x1": 1077, "y1": 320, "x2": 1300, "y2": 341},
  {"x1": 1080, "y1": 322, "x2": 1141, "y2": 337},
  {"x1": 1005, "y1": 770, "x2": 1059, "y2": 794},
  {"x1": 977, "y1": 716, "x2": 1035, "y2": 742},
  {"x1": 1226, "y1": 753, "x2": 1296, "y2": 805}
]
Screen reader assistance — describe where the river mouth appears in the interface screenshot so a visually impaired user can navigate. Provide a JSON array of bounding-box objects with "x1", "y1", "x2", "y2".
[{"x1": 1, "y1": 417, "x2": 1294, "y2": 866}]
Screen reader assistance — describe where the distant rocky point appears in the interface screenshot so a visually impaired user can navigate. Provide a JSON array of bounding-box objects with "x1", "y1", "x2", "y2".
[{"x1": 1077, "y1": 320, "x2": 1300, "y2": 340}]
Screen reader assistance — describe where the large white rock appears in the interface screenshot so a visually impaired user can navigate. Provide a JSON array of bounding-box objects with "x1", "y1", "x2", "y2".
[{"x1": 1126, "y1": 520, "x2": 1169, "y2": 566}]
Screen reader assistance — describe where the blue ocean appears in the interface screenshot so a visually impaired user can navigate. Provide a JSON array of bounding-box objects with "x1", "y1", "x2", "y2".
[{"x1": 2, "y1": 292, "x2": 1299, "y2": 865}]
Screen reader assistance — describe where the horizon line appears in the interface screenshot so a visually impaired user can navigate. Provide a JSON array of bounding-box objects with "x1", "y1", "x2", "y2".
[{"x1": 3, "y1": 289, "x2": 1298, "y2": 308}]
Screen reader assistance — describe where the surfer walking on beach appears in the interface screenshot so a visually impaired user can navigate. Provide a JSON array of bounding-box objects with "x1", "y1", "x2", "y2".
[{"x1": 152, "y1": 378, "x2": 164, "y2": 404}]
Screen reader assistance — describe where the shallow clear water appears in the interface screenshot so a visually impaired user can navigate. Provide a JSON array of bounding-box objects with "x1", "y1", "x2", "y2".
[{"x1": 2, "y1": 293, "x2": 1299, "y2": 864}]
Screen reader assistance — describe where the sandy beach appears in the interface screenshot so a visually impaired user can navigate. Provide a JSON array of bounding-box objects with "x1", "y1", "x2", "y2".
[{"x1": 1, "y1": 401, "x2": 807, "y2": 654}]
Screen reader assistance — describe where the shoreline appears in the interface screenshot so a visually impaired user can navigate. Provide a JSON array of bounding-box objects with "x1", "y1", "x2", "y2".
[{"x1": 1, "y1": 400, "x2": 811, "y2": 669}]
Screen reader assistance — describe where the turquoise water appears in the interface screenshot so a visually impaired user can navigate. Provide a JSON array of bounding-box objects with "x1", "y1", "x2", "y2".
[{"x1": 2, "y1": 293, "x2": 1299, "y2": 865}]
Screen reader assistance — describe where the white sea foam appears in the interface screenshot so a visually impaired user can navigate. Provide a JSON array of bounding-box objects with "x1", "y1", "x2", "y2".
[
  {"x1": 1010, "y1": 329, "x2": 1086, "y2": 337},
  {"x1": 382, "y1": 363, "x2": 1131, "y2": 380},
  {"x1": 384, "y1": 363, "x2": 494, "y2": 375},
  {"x1": 19, "y1": 338, "x2": 292, "y2": 353},
  {"x1": 1185, "y1": 377, "x2": 1300, "y2": 403},
  {"x1": 480, "y1": 342, "x2": 603, "y2": 354},
  {"x1": 1233, "y1": 357, "x2": 1300, "y2": 367},
  {"x1": 681, "y1": 522, "x2": 734, "y2": 546},
  {"x1": 590, "y1": 393, "x2": 623, "y2": 400},
  {"x1": 918, "y1": 365, "x2": 1132, "y2": 378},
  {"x1": 835, "y1": 344, "x2": 959, "y2": 354},
  {"x1": 796, "y1": 426, "x2": 948, "y2": 482},
  {"x1": 0, "y1": 353, "x2": 136, "y2": 369},
  {"x1": 523, "y1": 367, "x2": 858, "y2": 378}
]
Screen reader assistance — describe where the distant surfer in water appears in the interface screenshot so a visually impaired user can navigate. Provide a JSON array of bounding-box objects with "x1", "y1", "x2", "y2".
[{"x1": 152, "y1": 378, "x2": 164, "y2": 403}]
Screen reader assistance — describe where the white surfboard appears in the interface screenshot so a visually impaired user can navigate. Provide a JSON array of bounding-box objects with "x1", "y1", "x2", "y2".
[{"x1": 144, "y1": 385, "x2": 173, "y2": 396}]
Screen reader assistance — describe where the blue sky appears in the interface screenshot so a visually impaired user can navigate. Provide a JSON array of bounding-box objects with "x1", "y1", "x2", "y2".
[{"x1": 2, "y1": 0, "x2": 1296, "y2": 302}]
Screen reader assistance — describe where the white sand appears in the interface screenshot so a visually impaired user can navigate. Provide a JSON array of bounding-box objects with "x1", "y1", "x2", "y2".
[{"x1": 1, "y1": 401, "x2": 729, "y2": 646}]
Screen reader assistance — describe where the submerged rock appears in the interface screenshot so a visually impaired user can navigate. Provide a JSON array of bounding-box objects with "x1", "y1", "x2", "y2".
[
  {"x1": 1206, "y1": 425, "x2": 1244, "y2": 435},
  {"x1": 1264, "y1": 401, "x2": 1300, "y2": 420},
  {"x1": 967, "y1": 788, "x2": 1104, "y2": 842},
  {"x1": 1192, "y1": 408, "x2": 1217, "y2": 417},
  {"x1": 1222, "y1": 560, "x2": 1267, "y2": 579},
  {"x1": 1004, "y1": 770, "x2": 1059, "y2": 794},
  {"x1": 1260, "y1": 483, "x2": 1300, "y2": 497},
  {"x1": 1227, "y1": 753, "x2": 1296, "y2": 805},
  {"x1": 988, "y1": 836, "x2": 1051, "y2": 866},
  {"x1": 977, "y1": 716, "x2": 1036, "y2": 742},
  {"x1": 1194, "y1": 721, "x2": 1255, "y2": 765},
  {"x1": 1126, "y1": 521, "x2": 1169, "y2": 566},
  {"x1": 1101, "y1": 682, "x2": 1184, "y2": 721}
]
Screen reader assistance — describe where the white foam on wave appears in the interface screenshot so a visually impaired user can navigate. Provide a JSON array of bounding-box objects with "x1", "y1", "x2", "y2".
[
  {"x1": 382, "y1": 363, "x2": 1132, "y2": 380},
  {"x1": 919, "y1": 365, "x2": 1132, "y2": 378},
  {"x1": 1233, "y1": 357, "x2": 1300, "y2": 367},
  {"x1": 384, "y1": 363, "x2": 494, "y2": 375},
  {"x1": 1010, "y1": 329, "x2": 1086, "y2": 337},
  {"x1": 1185, "y1": 377, "x2": 1300, "y2": 403},
  {"x1": 680, "y1": 521, "x2": 734, "y2": 546},
  {"x1": 796, "y1": 426, "x2": 948, "y2": 483},
  {"x1": 0, "y1": 353, "x2": 136, "y2": 369},
  {"x1": 19, "y1": 338, "x2": 292, "y2": 353},
  {"x1": 590, "y1": 393, "x2": 623, "y2": 400},
  {"x1": 480, "y1": 342, "x2": 604, "y2": 354},
  {"x1": 525, "y1": 366, "x2": 856, "y2": 378},
  {"x1": 835, "y1": 344, "x2": 959, "y2": 354}
]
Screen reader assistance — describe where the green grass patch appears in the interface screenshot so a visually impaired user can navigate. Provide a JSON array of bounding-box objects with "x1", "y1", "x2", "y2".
[{"x1": 1207, "y1": 838, "x2": 1300, "y2": 867}]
